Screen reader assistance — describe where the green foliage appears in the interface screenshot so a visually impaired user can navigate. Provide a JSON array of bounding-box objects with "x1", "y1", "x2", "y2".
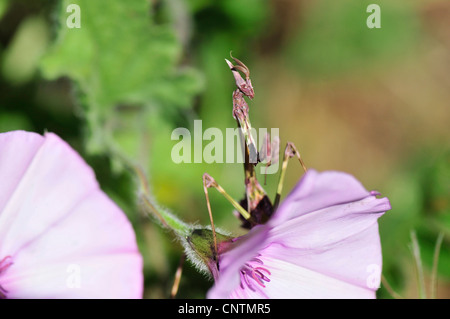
[
  {"x1": 416, "y1": 150, "x2": 450, "y2": 279},
  {"x1": 40, "y1": 0, "x2": 203, "y2": 163},
  {"x1": 379, "y1": 148, "x2": 450, "y2": 297},
  {"x1": 2, "y1": 15, "x2": 50, "y2": 85},
  {"x1": 287, "y1": 0, "x2": 422, "y2": 78}
]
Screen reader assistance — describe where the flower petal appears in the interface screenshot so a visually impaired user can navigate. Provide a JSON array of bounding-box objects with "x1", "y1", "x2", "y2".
[
  {"x1": 0, "y1": 131, "x2": 44, "y2": 215},
  {"x1": 0, "y1": 132, "x2": 99, "y2": 255},
  {"x1": 263, "y1": 222, "x2": 383, "y2": 294},
  {"x1": 2, "y1": 190, "x2": 143, "y2": 298},
  {"x1": 266, "y1": 174, "x2": 389, "y2": 292},
  {"x1": 207, "y1": 226, "x2": 268, "y2": 299},
  {"x1": 0, "y1": 131, "x2": 142, "y2": 298},
  {"x1": 2, "y1": 254, "x2": 141, "y2": 299},
  {"x1": 269, "y1": 195, "x2": 389, "y2": 250},
  {"x1": 271, "y1": 170, "x2": 374, "y2": 224},
  {"x1": 208, "y1": 170, "x2": 390, "y2": 299},
  {"x1": 255, "y1": 256, "x2": 375, "y2": 299}
]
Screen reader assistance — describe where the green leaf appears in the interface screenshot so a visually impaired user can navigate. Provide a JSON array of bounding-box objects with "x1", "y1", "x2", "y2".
[
  {"x1": 40, "y1": 0, "x2": 203, "y2": 162},
  {"x1": 2, "y1": 15, "x2": 51, "y2": 85}
]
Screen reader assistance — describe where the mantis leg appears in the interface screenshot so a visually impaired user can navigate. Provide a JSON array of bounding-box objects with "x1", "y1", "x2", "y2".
[
  {"x1": 273, "y1": 142, "x2": 307, "y2": 211},
  {"x1": 202, "y1": 173, "x2": 251, "y2": 259}
]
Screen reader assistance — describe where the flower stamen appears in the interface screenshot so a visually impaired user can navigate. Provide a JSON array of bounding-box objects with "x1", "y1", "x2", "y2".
[
  {"x1": 239, "y1": 255, "x2": 271, "y2": 291},
  {"x1": 0, "y1": 256, "x2": 13, "y2": 299}
]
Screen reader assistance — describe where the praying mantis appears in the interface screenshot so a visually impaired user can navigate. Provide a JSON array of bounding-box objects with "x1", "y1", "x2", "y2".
[
  {"x1": 136, "y1": 54, "x2": 308, "y2": 297},
  {"x1": 186, "y1": 54, "x2": 308, "y2": 296}
]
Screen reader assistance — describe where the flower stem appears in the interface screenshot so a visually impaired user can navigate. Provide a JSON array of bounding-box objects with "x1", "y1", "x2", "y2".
[
  {"x1": 112, "y1": 147, "x2": 192, "y2": 237},
  {"x1": 139, "y1": 193, "x2": 191, "y2": 237},
  {"x1": 171, "y1": 253, "x2": 186, "y2": 298},
  {"x1": 410, "y1": 230, "x2": 427, "y2": 299},
  {"x1": 381, "y1": 275, "x2": 403, "y2": 299},
  {"x1": 431, "y1": 232, "x2": 444, "y2": 299}
]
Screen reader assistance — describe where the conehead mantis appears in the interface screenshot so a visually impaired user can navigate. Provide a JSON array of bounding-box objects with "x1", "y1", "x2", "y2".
[{"x1": 171, "y1": 54, "x2": 308, "y2": 298}]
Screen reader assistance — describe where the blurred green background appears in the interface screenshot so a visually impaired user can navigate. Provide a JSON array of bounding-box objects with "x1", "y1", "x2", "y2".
[{"x1": 0, "y1": 0, "x2": 449, "y2": 298}]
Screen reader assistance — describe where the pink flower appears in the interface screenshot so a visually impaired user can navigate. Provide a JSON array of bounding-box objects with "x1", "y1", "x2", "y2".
[
  {"x1": 0, "y1": 131, "x2": 143, "y2": 298},
  {"x1": 208, "y1": 170, "x2": 391, "y2": 299}
]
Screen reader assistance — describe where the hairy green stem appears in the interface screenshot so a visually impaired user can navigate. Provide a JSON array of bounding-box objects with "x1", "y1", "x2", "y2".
[{"x1": 109, "y1": 144, "x2": 192, "y2": 237}]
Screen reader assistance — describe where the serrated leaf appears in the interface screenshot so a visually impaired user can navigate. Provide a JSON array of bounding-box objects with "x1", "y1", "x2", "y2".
[{"x1": 40, "y1": 0, "x2": 203, "y2": 162}]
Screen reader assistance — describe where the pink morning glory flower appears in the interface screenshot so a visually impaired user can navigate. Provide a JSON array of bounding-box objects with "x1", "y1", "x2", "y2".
[
  {"x1": 0, "y1": 131, "x2": 143, "y2": 298},
  {"x1": 208, "y1": 169, "x2": 391, "y2": 299}
]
